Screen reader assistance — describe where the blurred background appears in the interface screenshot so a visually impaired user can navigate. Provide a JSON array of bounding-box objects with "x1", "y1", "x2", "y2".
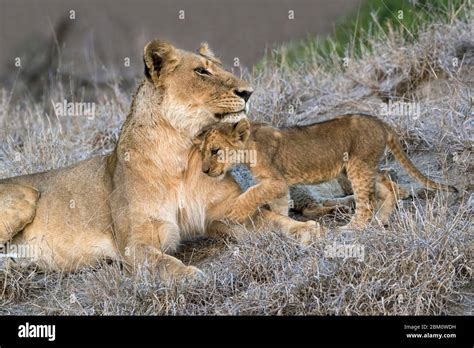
[
  {"x1": 0, "y1": 0, "x2": 362, "y2": 97},
  {"x1": 0, "y1": 0, "x2": 467, "y2": 100}
]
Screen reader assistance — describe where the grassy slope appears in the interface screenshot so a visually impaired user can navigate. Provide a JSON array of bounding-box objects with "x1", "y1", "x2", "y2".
[
  {"x1": 0, "y1": 1, "x2": 472, "y2": 315},
  {"x1": 258, "y1": 0, "x2": 470, "y2": 69}
]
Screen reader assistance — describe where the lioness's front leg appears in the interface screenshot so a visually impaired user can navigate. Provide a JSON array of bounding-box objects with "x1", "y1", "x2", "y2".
[
  {"x1": 121, "y1": 219, "x2": 203, "y2": 282},
  {"x1": 110, "y1": 181, "x2": 203, "y2": 282}
]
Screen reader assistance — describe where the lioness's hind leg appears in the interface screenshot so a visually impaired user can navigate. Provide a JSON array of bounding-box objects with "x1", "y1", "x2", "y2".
[{"x1": 0, "y1": 184, "x2": 40, "y2": 243}]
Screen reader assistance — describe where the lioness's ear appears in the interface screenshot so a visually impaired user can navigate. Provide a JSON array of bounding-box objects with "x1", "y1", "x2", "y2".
[
  {"x1": 231, "y1": 119, "x2": 250, "y2": 143},
  {"x1": 143, "y1": 40, "x2": 180, "y2": 85},
  {"x1": 198, "y1": 42, "x2": 222, "y2": 65},
  {"x1": 198, "y1": 42, "x2": 216, "y2": 58}
]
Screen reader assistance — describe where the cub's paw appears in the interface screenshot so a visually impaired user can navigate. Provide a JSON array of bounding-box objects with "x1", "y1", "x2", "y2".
[
  {"x1": 225, "y1": 206, "x2": 253, "y2": 224},
  {"x1": 290, "y1": 220, "x2": 326, "y2": 245}
]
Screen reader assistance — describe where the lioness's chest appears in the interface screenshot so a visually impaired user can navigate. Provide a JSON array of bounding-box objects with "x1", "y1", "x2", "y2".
[
  {"x1": 174, "y1": 174, "x2": 236, "y2": 239},
  {"x1": 174, "y1": 180, "x2": 211, "y2": 239}
]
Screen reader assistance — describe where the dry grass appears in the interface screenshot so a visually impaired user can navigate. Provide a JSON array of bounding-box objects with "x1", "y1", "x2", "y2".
[{"x1": 0, "y1": 6, "x2": 472, "y2": 315}]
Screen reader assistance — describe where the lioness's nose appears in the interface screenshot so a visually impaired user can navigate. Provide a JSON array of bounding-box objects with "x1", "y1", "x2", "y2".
[{"x1": 234, "y1": 88, "x2": 253, "y2": 102}]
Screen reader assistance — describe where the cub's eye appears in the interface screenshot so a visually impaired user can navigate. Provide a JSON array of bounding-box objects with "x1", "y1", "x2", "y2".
[
  {"x1": 194, "y1": 67, "x2": 212, "y2": 76},
  {"x1": 211, "y1": 148, "x2": 220, "y2": 156}
]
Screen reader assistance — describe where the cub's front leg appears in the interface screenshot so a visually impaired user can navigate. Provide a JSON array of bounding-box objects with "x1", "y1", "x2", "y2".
[
  {"x1": 226, "y1": 176, "x2": 289, "y2": 223},
  {"x1": 257, "y1": 209, "x2": 326, "y2": 244},
  {"x1": 268, "y1": 192, "x2": 290, "y2": 216},
  {"x1": 208, "y1": 209, "x2": 325, "y2": 245}
]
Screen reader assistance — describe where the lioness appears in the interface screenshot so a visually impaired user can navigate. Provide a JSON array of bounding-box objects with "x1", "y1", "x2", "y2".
[
  {"x1": 0, "y1": 40, "x2": 315, "y2": 280},
  {"x1": 197, "y1": 116, "x2": 457, "y2": 229}
]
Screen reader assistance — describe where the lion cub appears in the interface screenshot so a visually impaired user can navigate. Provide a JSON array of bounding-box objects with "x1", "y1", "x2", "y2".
[{"x1": 197, "y1": 115, "x2": 457, "y2": 229}]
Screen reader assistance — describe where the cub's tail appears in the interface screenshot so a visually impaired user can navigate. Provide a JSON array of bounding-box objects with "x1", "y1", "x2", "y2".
[{"x1": 385, "y1": 127, "x2": 458, "y2": 193}]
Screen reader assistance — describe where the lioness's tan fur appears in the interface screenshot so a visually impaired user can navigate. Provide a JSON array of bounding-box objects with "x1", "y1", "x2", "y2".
[
  {"x1": 198, "y1": 116, "x2": 457, "y2": 228},
  {"x1": 0, "y1": 40, "x2": 316, "y2": 279}
]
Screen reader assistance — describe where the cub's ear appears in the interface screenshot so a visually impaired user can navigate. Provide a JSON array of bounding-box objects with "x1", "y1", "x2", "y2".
[
  {"x1": 231, "y1": 119, "x2": 251, "y2": 143},
  {"x1": 193, "y1": 129, "x2": 209, "y2": 147},
  {"x1": 192, "y1": 136, "x2": 203, "y2": 146},
  {"x1": 143, "y1": 40, "x2": 180, "y2": 85}
]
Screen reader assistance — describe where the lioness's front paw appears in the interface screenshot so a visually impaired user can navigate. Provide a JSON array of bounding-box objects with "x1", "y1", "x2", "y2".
[
  {"x1": 158, "y1": 255, "x2": 206, "y2": 284},
  {"x1": 178, "y1": 265, "x2": 207, "y2": 282}
]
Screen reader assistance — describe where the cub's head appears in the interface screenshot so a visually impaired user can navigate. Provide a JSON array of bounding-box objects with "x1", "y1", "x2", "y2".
[
  {"x1": 143, "y1": 40, "x2": 253, "y2": 135},
  {"x1": 196, "y1": 119, "x2": 251, "y2": 177}
]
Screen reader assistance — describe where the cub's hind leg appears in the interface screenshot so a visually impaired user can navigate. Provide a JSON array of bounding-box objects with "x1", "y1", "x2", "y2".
[
  {"x1": 0, "y1": 184, "x2": 40, "y2": 243},
  {"x1": 343, "y1": 160, "x2": 377, "y2": 230},
  {"x1": 302, "y1": 204, "x2": 341, "y2": 218},
  {"x1": 374, "y1": 174, "x2": 411, "y2": 225}
]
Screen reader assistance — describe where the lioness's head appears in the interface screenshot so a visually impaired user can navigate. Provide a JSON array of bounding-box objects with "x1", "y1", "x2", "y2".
[
  {"x1": 196, "y1": 119, "x2": 251, "y2": 177},
  {"x1": 143, "y1": 40, "x2": 253, "y2": 135}
]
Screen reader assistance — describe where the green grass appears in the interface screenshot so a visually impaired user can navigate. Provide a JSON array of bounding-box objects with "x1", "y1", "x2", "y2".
[{"x1": 258, "y1": 0, "x2": 470, "y2": 70}]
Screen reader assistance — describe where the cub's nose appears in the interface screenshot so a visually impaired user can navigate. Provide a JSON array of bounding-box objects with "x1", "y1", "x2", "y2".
[{"x1": 234, "y1": 88, "x2": 254, "y2": 102}]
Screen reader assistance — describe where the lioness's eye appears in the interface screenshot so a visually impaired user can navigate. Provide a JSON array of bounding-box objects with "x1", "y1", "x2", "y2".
[
  {"x1": 211, "y1": 148, "x2": 220, "y2": 156},
  {"x1": 194, "y1": 67, "x2": 212, "y2": 76}
]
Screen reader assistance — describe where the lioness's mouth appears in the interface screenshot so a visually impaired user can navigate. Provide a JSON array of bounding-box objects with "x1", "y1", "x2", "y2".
[{"x1": 215, "y1": 110, "x2": 246, "y2": 121}]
